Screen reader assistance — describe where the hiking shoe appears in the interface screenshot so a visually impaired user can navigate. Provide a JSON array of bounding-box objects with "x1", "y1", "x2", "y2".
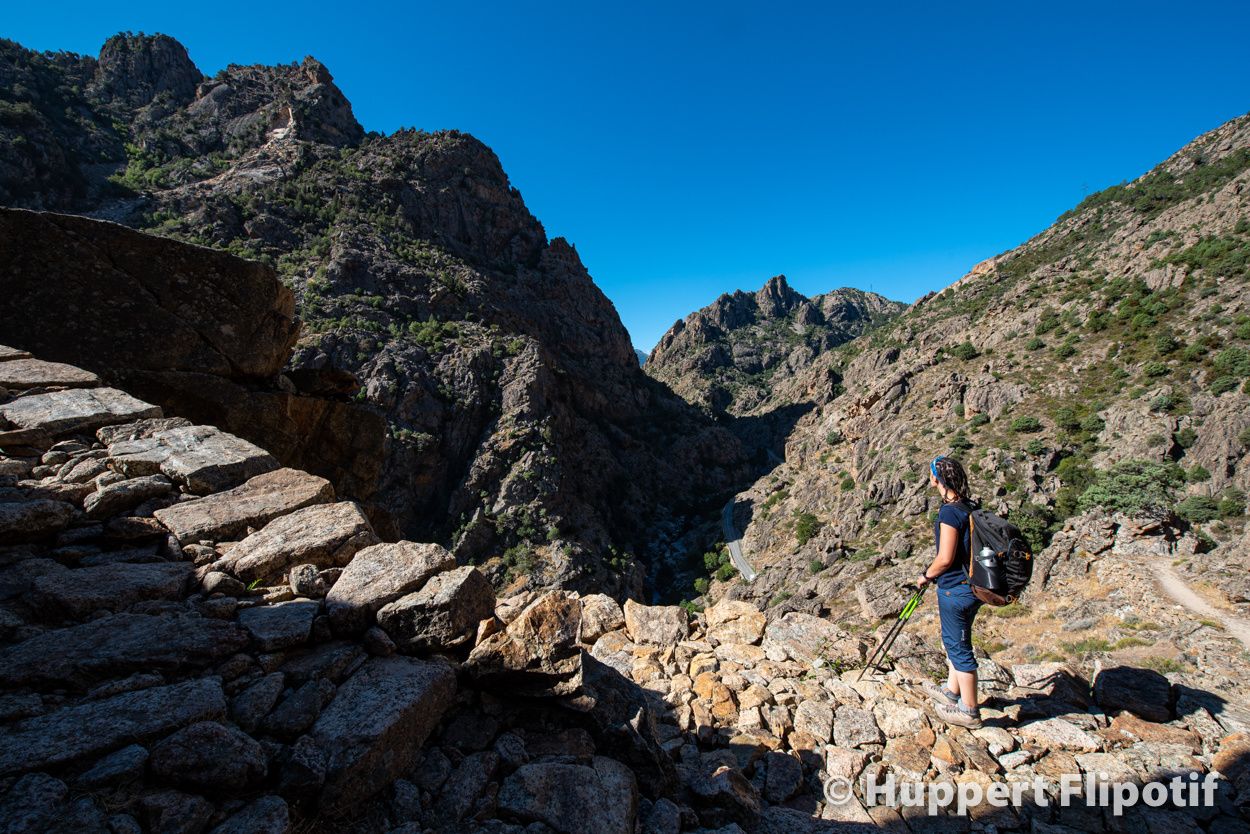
[
  {"x1": 936, "y1": 702, "x2": 982, "y2": 728},
  {"x1": 922, "y1": 682, "x2": 960, "y2": 706}
]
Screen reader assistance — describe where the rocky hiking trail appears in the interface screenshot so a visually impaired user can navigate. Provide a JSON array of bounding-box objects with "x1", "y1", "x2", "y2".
[
  {"x1": 1151, "y1": 560, "x2": 1250, "y2": 652},
  {"x1": 3, "y1": 346, "x2": 1250, "y2": 833}
]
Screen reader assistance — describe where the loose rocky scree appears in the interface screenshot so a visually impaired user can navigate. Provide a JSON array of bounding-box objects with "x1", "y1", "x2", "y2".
[{"x1": 3, "y1": 349, "x2": 1250, "y2": 832}]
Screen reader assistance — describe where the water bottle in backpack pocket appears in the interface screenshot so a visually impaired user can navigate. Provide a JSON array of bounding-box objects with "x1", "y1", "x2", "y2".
[{"x1": 972, "y1": 546, "x2": 1006, "y2": 594}]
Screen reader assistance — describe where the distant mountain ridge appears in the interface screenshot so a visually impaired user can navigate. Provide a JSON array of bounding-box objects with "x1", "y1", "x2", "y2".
[{"x1": 645, "y1": 275, "x2": 904, "y2": 415}]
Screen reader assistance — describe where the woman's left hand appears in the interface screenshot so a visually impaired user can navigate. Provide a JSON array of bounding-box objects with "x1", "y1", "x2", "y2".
[{"x1": 916, "y1": 574, "x2": 931, "y2": 588}]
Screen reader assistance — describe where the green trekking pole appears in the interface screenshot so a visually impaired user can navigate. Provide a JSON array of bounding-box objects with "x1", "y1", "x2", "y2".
[{"x1": 858, "y1": 585, "x2": 928, "y2": 681}]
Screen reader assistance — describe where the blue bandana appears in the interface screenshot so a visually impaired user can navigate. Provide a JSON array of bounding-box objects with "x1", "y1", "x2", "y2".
[{"x1": 930, "y1": 455, "x2": 946, "y2": 486}]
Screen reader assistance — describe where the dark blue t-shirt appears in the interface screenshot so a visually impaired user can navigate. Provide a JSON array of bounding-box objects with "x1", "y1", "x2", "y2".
[{"x1": 933, "y1": 501, "x2": 971, "y2": 589}]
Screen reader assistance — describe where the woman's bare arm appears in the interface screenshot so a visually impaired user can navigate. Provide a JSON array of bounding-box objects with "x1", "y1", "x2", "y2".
[{"x1": 918, "y1": 523, "x2": 960, "y2": 586}]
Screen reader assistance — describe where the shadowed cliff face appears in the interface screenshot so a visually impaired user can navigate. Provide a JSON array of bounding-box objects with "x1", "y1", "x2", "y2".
[
  {"x1": 0, "y1": 34, "x2": 751, "y2": 595},
  {"x1": 0, "y1": 207, "x2": 392, "y2": 534}
]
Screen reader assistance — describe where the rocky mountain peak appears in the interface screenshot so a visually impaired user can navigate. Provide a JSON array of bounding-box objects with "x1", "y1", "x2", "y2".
[
  {"x1": 753, "y1": 274, "x2": 805, "y2": 319},
  {"x1": 91, "y1": 32, "x2": 201, "y2": 110},
  {"x1": 646, "y1": 276, "x2": 904, "y2": 416}
]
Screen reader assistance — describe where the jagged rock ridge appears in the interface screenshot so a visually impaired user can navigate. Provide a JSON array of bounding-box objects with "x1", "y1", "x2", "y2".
[{"x1": 646, "y1": 275, "x2": 904, "y2": 416}]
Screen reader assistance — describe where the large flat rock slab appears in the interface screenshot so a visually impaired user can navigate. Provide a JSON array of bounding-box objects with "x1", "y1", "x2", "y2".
[
  {"x1": 0, "y1": 358, "x2": 100, "y2": 390},
  {"x1": 0, "y1": 344, "x2": 32, "y2": 361},
  {"x1": 325, "y1": 541, "x2": 455, "y2": 633},
  {"x1": 154, "y1": 468, "x2": 334, "y2": 544},
  {"x1": 306, "y1": 656, "x2": 456, "y2": 812},
  {"x1": 224, "y1": 501, "x2": 378, "y2": 583},
  {"x1": 0, "y1": 388, "x2": 162, "y2": 436},
  {"x1": 0, "y1": 613, "x2": 249, "y2": 689},
  {"x1": 0, "y1": 677, "x2": 226, "y2": 775},
  {"x1": 27, "y1": 561, "x2": 192, "y2": 619},
  {"x1": 105, "y1": 423, "x2": 279, "y2": 494}
]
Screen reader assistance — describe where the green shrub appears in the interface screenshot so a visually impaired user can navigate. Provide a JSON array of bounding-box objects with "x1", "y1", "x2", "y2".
[
  {"x1": 1080, "y1": 414, "x2": 1105, "y2": 434},
  {"x1": 1218, "y1": 490, "x2": 1247, "y2": 518},
  {"x1": 1054, "y1": 342, "x2": 1077, "y2": 359},
  {"x1": 840, "y1": 475, "x2": 855, "y2": 491},
  {"x1": 1176, "y1": 495, "x2": 1220, "y2": 523},
  {"x1": 826, "y1": 430, "x2": 844, "y2": 445},
  {"x1": 1025, "y1": 337, "x2": 1045, "y2": 351},
  {"x1": 1011, "y1": 416, "x2": 1043, "y2": 433},
  {"x1": 1055, "y1": 456, "x2": 1096, "y2": 518},
  {"x1": 1035, "y1": 310, "x2": 1060, "y2": 335},
  {"x1": 968, "y1": 414, "x2": 990, "y2": 429},
  {"x1": 1163, "y1": 235, "x2": 1250, "y2": 279},
  {"x1": 1153, "y1": 334, "x2": 1180, "y2": 355},
  {"x1": 1214, "y1": 347, "x2": 1250, "y2": 378},
  {"x1": 1024, "y1": 439, "x2": 1047, "y2": 456},
  {"x1": 1055, "y1": 407, "x2": 1080, "y2": 432},
  {"x1": 949, "y1": 431, "x2": 972, "y2": 452},
  {"x1": 1181, "y1": 344, "x2": 1207, "y2": 362},
  {"x1": 1010, "y1": 502, "x2": 1056, "y2": 552},
  {"x1": 1149, "y1": 393, "x2": 1184, "y2": 414},
  {"x1": 794, "y1": 512, "x2": 822, "y2": 546},
  {"x1": 949, "y1": 342, "x2": 980, "y2": 361},
  {"x1": 1077, "y1": 460, "x2": 1186, "y2": 517},
  {"x1": 693, "y1": 577, "x2": 710, "y2": 594},
  {"x1": 1143, "y1": 361, "x2": 1169, "y2": 378},
  {"x1": 809, "y1": 558, "x2": 825, "y2": 574},
  {"x1": 716, "y1": 562, "x2": 738, "y2": 582},
  {"x1": 1186, "y1": 465, "x2": 1211, "y2": 483},
  {"x1": 1211, "y1": 376, "x2": 1240, "y2": 395},
  {"x1": 1175, "y1": 427, "x2": 1198, "y2": 448}
]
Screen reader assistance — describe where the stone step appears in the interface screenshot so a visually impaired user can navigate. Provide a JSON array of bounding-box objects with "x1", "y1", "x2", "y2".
[
  {"x1": 0, "y1": 612, "x2": 249, "y2": 690},
  {"x1": 0, "y1": 677, "x2": 226, "y2": 776},
  {"x1": 154, "y1": 467, "x2": 334, "y2": 545},
  {"x1": 26, "y1": 561, "x2": 193, "y2": 619},
  {"x1": 103, "y1": 420, "x2": 279, "y2": 495},
  {"x1": 0, "y1": 358, "x2": 100, "y2": 390},
  {"x1": 0, "y1": 387, "x2": 162, "y2": 436}
]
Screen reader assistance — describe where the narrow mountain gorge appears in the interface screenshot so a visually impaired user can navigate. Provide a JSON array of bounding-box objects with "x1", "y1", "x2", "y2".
[
  {"x1": 0, "y1": 33, "x2": 751, "y2": 596},
  {"x1": 4, "y1": 28, "x2": 1250, "y2": 834}
]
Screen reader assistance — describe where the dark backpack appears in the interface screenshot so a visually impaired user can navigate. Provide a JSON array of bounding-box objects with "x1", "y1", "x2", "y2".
[{"x1": 956, "y1": 502, "x2": 1033, "y2": 606}]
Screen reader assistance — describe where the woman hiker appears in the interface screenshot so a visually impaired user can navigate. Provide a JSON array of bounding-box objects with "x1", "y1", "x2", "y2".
[{"x1": 916, "y1": 454, "x2": 983, "y2": 728}]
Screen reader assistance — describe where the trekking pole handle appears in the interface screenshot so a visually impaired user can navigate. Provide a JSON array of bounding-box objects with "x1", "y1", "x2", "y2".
[{"x1": 898, "y1": 585, "x2": 927, "y2": 620}]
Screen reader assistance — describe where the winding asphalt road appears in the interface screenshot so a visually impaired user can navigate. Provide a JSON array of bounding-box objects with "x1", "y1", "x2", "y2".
[{"x1": 721, "y1": 500, "x2": 758, "y2": 583}]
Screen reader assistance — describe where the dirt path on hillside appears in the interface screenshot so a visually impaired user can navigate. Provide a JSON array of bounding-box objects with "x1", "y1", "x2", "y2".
[{"x1": 1150, "y1": 559, "x2": 1250, "y2": 651}]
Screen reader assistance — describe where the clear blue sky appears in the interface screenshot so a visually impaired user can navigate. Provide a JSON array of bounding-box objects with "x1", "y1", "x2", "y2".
[{"x1": 7, "y1": 2, "x2": 1250, "y2": 350}]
